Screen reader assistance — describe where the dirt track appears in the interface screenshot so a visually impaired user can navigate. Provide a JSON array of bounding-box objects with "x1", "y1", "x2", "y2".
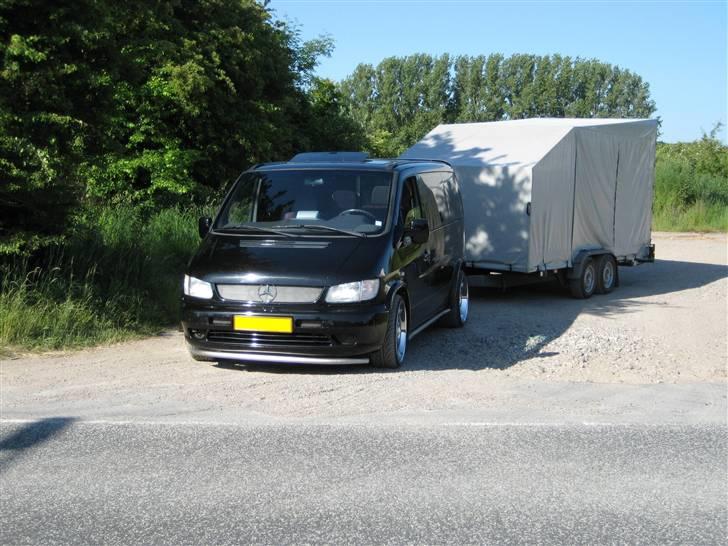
[{"x1": 1, "y1": 232, "x2": 726, "y2": 422}]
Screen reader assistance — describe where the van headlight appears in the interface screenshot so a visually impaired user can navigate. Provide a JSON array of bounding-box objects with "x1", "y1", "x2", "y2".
[
  {"x1": 184, "y1": 274, "x2": 214, "y2": 299},
  {"x1": 325, "y1": 279, "x2": 380, "y2": 303}
]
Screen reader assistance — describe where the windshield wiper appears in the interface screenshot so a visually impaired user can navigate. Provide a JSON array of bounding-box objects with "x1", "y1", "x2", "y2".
[
  {"x1": 272, "y1": 224, "x2": 366, "y2": 238},
  {"x1": 216, "y1": 225, "x2": 293, "y2": 238}
]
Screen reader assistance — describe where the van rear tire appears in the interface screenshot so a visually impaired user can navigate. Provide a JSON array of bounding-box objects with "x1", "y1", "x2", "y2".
[{"x1": 439, "y1": 269, "x2": 469, "y2": 328}]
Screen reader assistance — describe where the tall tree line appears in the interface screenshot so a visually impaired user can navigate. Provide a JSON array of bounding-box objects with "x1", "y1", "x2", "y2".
[{"x1": 340, "y1": 54, "x2": 657, "y2": 156}]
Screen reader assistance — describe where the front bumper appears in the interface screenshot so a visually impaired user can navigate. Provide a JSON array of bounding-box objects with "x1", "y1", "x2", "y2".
[
  {"x1": 181, "y1": 299, "x2": 389, "y2": 364},
  {"x1": 186, "y1": 345, "x2": 370, "y2": 365}
]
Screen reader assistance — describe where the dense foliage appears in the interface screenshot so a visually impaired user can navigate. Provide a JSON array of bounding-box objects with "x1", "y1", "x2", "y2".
[
  {"x1": 653, "y1": 126, "x2": 728, "y2": 231},
  {"x1": 0, "y1": 205, "x2": 204, "y2": 349},
  {"x1": 0, "y1": 0, "x2": 360, "y2": 254},
  {"x1": 340, "y1": 54, "x2": 657, "y2": 156}
]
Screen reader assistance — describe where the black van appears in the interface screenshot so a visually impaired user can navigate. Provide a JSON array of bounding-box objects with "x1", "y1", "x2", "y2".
[{"x1": 181, "y1": 152, "x2": 467, "y2": 368}]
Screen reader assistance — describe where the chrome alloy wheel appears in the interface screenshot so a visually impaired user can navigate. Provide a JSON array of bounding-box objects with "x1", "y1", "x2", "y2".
[
  {"x1": 459, "y1": 275, "x2": 469, "y2": 323},
  {"x1": 395, "y1": 299, "x2": 408, "y2": 362}
]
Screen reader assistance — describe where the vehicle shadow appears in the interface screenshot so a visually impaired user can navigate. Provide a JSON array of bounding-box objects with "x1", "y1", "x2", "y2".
[
  {"x1": 0, "y1": 417, "x2": 77, "y2": 473},
  {"x1": 222, "y1": 258, "x2": 726, "y2": 375},
  {"x1": 403, "y1": 258, "x2": 727, "y2": 372}
]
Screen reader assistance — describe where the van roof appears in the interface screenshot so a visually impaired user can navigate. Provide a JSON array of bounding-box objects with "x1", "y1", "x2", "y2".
[{"x1": 252, "y1": 156, "x2": 451, "y2": 173}]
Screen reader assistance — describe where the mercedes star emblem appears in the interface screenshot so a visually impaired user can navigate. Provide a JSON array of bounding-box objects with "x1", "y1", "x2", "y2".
[{"x1": 258, "y1": 284, "x2": 277, "y2": 303}]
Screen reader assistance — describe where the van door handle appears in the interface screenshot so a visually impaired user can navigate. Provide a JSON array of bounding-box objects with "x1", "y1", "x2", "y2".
[{"x1": 422, "y1": 249, "x2": 433, "y2": 264}]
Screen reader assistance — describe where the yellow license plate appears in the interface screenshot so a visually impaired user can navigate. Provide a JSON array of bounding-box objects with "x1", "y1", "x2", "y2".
[{"x1": 233, "y1": 315, "x2": 293, "y2": 334}]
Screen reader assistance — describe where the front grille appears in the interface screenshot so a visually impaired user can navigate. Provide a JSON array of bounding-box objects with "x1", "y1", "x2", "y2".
[
  {"x1": 216, "y1": 284, "x2": 323, "y2": 304},
  {"x1": 206, "y1": 330, "x2": 334, "y2": 348}
]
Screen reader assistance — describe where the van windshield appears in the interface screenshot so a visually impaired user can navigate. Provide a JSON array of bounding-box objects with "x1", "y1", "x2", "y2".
[{"x1": 214, "y1": 170, "x2": 393, "y2": 236}]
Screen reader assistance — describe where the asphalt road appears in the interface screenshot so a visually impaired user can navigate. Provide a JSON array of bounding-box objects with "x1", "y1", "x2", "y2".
[{"x1": 1, "y1": 420, "x2": 725, "y2": 545}]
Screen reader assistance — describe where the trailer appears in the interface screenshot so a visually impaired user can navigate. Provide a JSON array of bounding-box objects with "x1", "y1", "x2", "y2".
[{"x1": 401, "y1": 118, "x2": 658, "y2": 298}]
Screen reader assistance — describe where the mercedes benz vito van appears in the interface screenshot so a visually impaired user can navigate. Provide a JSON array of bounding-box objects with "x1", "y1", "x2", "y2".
[{"x1": 181, "y1": 152, "x2": 467, "y2": 368}]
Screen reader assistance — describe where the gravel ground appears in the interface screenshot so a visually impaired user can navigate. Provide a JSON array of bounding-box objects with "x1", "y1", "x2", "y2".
[{"x1": 1, "y1": 232, "x2": 726, "y2": 423}]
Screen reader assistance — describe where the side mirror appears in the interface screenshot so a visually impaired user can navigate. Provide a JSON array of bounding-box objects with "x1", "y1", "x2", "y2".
[
  {"x1": 198, "y1": 217, "x2": 212, "y2": 238},
  {"x1": 405, "y1": 218, "x2": 429, "y2": 245}
]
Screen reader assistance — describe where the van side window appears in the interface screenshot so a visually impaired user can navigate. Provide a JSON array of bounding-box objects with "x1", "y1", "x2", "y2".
[
  {"x1": 399, "y1": 177, "x2": 423, "y2": 226},
  {"x1": 440, "y1": 172, "x2": 463, "y2": 221},
  {"x1": 418, "y1": 171, "x2": 463, "y2": 225},
  {"x1": 417, "y1": 173, "x2": 443, "y2": 229}
]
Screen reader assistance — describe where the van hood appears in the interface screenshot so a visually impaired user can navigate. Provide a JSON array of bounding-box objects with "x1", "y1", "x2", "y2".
[{"x1": 187, "y1": 233, "x2": 389, "y2": 287}]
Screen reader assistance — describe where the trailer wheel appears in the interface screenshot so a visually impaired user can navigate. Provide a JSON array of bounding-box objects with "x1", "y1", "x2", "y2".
[
  {"x1": 596, "y1": 254, "x2": 618, "y2": 294},
  {"x1": 569, "y1": 258, "x2": 596, "y2": 299}
]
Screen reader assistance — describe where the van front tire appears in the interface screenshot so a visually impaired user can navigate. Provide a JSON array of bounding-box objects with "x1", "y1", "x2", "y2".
[{"x1": 370, "y1": 294, "x2": 407, "y2": 369}]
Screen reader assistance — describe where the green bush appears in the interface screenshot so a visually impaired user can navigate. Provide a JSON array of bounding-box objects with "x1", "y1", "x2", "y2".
[
  {"x1": 0, "y1": 265, "x2": 143, "y2": 350},
  {"x1": 0, "y1": 205, "x2": 206, "y2": 350},
  {"x1": 0, "y1": 0, "x2": 361, "y2": 255},
  {"x1": 653, "y1": 128, "x2": 728, "y2": 232}
]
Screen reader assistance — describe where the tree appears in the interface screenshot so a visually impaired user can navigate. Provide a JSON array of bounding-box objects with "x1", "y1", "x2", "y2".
[
  {"x1": 340, "y1": 54, "x2": 453, "y2": 156},
  {"x1": 304, "y1": 77, "x2": 366, "y2": 152},
  {"x1": 340, "y1": 53, "x2": 657, "y2": 156},
  {"x1": 0, "y1": 0, "x2": 114, "y2": 252},
  {"x1": 0, "y1": 0, "x2": 363, "y2": 253}
]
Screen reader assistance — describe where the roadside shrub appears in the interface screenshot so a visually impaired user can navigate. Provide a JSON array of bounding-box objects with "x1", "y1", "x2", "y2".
[
  {"x1": 653, "y1": 130, "x2": 728, "y2": 232},
  {"x1": 0, "y1": 205, "x2": 207, "y2": 350},
  {"x1": 0, "y1": 263, "x2": 144, "y2": 350}
]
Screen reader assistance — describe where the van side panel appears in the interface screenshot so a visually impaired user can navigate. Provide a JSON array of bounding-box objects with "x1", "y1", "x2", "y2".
[{"x1": 416, "y1": 174, "x2": 448, "y2": 304}]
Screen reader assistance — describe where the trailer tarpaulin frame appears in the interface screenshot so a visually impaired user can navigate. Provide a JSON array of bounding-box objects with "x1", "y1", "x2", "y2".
[{"x1": 401, "y1": 118, "x2": 658, "y2": 273}]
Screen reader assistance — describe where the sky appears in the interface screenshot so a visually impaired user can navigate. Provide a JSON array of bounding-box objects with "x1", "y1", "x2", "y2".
[{"x1": 271, "y1": 0, "x2": 727, "y2": 143}]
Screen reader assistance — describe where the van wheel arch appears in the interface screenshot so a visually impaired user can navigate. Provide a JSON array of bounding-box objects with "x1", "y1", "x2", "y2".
[
  {"x1": 387, "y1": 282, "x2": 410, "y2": 316},
  {"x1": 398, "y1": 288, "x2": 410, "y2": 318}
]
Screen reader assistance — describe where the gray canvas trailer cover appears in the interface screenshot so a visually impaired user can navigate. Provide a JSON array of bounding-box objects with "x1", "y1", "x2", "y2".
[{"x1": 401, "y1": 118, "x2": 658, "y2": 274}]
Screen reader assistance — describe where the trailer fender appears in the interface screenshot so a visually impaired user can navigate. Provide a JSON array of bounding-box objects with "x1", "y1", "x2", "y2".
[{"x1": 568, "y1": 249, "x2": 609, "y2": 280}]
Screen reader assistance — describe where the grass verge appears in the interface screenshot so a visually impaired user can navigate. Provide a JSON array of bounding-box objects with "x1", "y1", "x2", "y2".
[
  {"x1": 0, "y1": 205, "x2": 204, "y2": 352},
  {"x1": 653, "y1": 134, "x2": 728, "y2": 232}
]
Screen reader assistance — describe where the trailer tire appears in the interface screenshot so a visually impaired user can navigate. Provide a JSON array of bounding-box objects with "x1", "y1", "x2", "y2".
[
  {"x1": 569, "y1": 258, "x2": 597, "y2": 299},
  {"x1": 596, "y1": 254, "x2": 618, "y2": 294}
]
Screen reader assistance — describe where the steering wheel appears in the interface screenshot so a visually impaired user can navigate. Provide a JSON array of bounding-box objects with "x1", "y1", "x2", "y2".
[{"x1": 338, "y1": 208, "x2": 377, "y2": 223}]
